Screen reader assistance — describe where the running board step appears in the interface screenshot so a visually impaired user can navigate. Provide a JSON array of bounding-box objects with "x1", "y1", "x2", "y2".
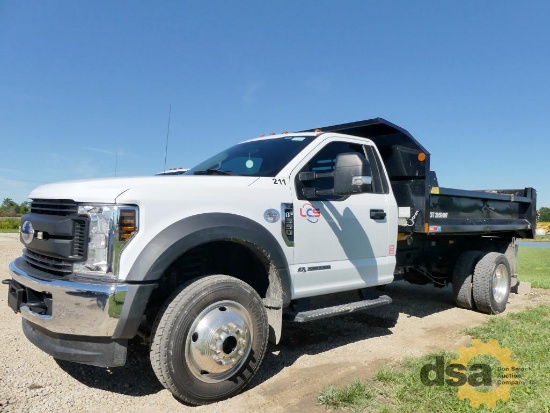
[{"x1": 283, "y1": 295, "x2": 392, "y2": 323}]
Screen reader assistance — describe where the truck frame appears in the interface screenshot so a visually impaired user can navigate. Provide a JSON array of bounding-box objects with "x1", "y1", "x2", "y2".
[{"x1": 5, "y1": 118, "x2": 536, "y2": 405}]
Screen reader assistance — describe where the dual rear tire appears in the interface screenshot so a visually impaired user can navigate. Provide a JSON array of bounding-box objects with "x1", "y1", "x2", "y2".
[{"x1": 452, "y1": 251, "x2": 511, "y2": 314}]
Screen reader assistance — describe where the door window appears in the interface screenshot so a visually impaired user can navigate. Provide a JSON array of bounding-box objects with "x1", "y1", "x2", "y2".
[{"x1": 295, "y1": 142, "x2": 367, "y2": 200}]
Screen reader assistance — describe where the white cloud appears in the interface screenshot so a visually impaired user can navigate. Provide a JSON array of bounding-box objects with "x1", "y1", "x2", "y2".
[
  {"x1": 0, "y1": 177, "x2": 37, "y2": 203},
  {"x1": 82, "y1": 146, "x2": 118, "y2": 156},
  {"x1": 82, "y1": 147, "x2": 137, "y2": 158},
  {"x1": 243, "y1": 80, "x2": 264, "y2": 104}
]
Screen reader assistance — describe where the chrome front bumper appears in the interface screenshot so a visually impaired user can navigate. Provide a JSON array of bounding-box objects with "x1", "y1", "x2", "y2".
[
  {"x1": 9, "y1": 258, "x2": 127, "y2": 336},
  {"x1": 8, "y1": 257, "x2": 156, "y2": 338},
  {"x1": 7, "y1": 257, "x2": 156, "y2": 367}
]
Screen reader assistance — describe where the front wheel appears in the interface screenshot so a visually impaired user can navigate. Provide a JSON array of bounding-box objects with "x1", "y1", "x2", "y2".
[
  {"x1": 150, "y1": 275, "x2": 269, "y2": 405},
  {"x1": 472, "y1": 252, "x2": 511, "y2": 314}
]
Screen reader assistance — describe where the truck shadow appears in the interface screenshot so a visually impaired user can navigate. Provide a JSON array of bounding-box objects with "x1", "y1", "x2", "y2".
[
  {"x1": 55, "y1": 281, "x2": 455, "y2": 399},
  {"x1": 248, "y1": 280, "x2": 456, "y2": 390},
  {"x1": 55, "y1": 338, "x2": 164, "y2": 396}
]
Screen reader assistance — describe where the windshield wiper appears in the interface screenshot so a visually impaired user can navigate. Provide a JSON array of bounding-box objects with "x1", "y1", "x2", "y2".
[{"x1": 193, "y1": 169, "x2": 234, "y2": 175}]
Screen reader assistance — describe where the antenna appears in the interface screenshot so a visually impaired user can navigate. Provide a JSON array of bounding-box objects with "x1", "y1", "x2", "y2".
[{"x1": 163, "y1": 104, "x2": 172, "y2": 173}]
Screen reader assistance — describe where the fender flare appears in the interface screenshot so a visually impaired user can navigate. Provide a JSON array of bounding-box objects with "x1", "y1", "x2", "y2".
[{"x1": 126, "y1": 213, "x2": 292, "y2": 307}]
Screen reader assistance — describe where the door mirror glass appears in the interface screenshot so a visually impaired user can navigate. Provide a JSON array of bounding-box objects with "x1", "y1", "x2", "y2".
[{"x1": 333, "y1": 153, "x2": 372, "y2": 195}]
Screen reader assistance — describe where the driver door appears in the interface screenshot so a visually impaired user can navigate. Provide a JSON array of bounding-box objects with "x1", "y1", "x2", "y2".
[{"x1": 289, "y1": 138, "x2": 397, "y2": 299}]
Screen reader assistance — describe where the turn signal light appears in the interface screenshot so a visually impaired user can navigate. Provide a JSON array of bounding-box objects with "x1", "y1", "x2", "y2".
[{"x1": 119, "y1": 209, "x2": 137, "y2": 241}]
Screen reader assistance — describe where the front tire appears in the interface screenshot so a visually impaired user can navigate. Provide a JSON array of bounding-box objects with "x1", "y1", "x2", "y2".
[
  {"x1": 472, "y1": 252, "x2": 511, "y2": 314},
  {"x1": 150, "y1": 275, "x2": 269, "y2": 405}
]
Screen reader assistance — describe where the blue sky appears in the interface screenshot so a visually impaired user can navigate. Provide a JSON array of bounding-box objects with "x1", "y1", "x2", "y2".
[{"x1": 1, "y1": 1, "x2": 548, "y2": 208}]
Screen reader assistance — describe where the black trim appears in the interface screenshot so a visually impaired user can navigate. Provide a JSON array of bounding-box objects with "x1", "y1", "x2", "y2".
[
  {"x1": 112, "y1": 283, "x2": 157, "y2": 339},
  {"x1": 126, "y1": 213, "x2": 292, "y2": 305},
  {"x1": 364, "y1": 145, "x2": 390, "y2": 194},
  {"x1": 23, "y1": 320, "x2": 128, "y2": 367}
]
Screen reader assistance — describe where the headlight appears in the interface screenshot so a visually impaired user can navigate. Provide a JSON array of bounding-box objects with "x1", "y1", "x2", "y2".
[{"x1": 74, "y1": 205, "x2": 138, "y2": 279}]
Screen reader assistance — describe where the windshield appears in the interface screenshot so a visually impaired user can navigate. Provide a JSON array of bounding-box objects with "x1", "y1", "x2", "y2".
[{"x1": 186, "y1": 136, "x2": 316, "y2": 177}]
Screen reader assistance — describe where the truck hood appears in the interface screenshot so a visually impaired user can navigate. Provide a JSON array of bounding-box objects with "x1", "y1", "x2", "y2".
[{"x1": 29, "y1": 176, "x2": 259, "y2": 203}]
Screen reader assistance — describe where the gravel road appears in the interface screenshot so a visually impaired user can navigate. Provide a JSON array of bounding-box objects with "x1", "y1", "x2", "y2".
[{"x1": 1, "y1": 232, "x2": 549, "y2": 413}]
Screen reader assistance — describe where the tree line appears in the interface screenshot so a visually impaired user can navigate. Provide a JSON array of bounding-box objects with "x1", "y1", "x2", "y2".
[
  {"x1": 0, "y1": 198, "x2": 30, "y2": 217},
  {"x1": 540, "y1": 207, "x2": 550, "y2": 222}
]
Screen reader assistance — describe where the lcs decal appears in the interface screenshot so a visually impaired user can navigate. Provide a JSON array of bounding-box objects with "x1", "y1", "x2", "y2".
[{"x1": 299, "y1": 203, "x2": 321, "y2": 223}]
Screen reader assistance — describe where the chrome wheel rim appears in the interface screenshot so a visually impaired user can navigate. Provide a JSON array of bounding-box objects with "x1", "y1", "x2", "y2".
[
  {"x1": 492, "y1": 263, "x2": 509, "y2": 304},
  {"x1": 185, "y1": 300, "x2": 253, "y2": 383}
]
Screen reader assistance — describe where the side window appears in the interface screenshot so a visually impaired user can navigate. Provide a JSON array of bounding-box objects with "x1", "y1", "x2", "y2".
[{"x1": 295, "y1": 142, "x2": 366, "y2": 200}]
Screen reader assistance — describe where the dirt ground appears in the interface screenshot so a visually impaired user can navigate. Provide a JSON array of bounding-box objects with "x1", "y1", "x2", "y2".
[{"x1": 1, "y1": 232, "x2": 549, "y2": 413}]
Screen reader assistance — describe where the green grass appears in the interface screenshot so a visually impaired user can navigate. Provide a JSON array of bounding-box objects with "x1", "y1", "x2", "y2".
[
  {"x1": 521, "y1": 233, "x2": 550, "y2": 242},
  {"x1": 518, "y1": 247, "x2": 550, "y2": 289},
  {"x1": 319, "y1": 380, "x2": 377, "y2": 412},
  {"x1": 0, "y1": 228, "x2": 19, "y2": 233},
  {"x1": 318, "y1": 305, "x2": 550, "y2": 412}
]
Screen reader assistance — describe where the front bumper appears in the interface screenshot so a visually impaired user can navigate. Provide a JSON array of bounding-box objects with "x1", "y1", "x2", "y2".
[{"x1": 7, "y1": 257, "x2": 156, "y2": 366}]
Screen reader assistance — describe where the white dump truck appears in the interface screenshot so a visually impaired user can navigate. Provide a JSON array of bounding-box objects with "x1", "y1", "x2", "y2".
[{"x1": 6, "y1": 118, "x2": 537, "y2": 404}]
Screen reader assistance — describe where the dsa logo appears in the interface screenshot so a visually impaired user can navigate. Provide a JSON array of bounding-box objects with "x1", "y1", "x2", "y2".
[
  {"x1": 299, "y1": 203, "x2": 321, "y2": 223},
  {"x1": 420, "y1": 339, "x2": 519, "y2": 408}
]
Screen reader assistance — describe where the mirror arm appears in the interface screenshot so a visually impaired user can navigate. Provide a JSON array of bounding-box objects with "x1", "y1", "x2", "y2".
[
  {"x1": 298, "y1": 171, "x2": 334, "y2": 182},
  {"x1": 302, "y1": 187, "x2": 335, "y2": 198}
]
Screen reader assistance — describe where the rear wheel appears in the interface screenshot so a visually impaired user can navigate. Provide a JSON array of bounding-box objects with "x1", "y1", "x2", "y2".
[
  {"x1": 150, "y1": 275, "x2": 269, "y2": 405},
  {"x1": 472, "y1": 252, "x2": 511, "y2": 314},
  {"x1": 452, "y1": 250, "x2": 483, "y2": 310}
]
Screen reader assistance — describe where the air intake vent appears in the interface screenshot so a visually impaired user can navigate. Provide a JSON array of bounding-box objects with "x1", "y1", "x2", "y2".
[
  {"x1": 23, "y1": 249, "x2": 73, "y2": 277},
  {"x1": 31, "y1": 199, "x2": 78, "y2": 216},
  {"x1": 73, "y1": 220, "x2": 87, "y2": 258}
]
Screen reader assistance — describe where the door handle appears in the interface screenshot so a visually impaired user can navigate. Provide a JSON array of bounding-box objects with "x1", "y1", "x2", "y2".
[{"x1": 370, "y1": 209, "x2": 386, "y2": 220}]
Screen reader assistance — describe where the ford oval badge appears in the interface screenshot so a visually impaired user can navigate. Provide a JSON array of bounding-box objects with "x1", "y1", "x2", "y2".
[{"x1": 21, "y1": 221, "x2": 34, "y2": 245}]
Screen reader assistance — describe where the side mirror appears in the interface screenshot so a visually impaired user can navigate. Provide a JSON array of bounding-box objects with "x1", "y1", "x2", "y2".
[{"x1": 333, "y1": 153, "x2": 372, "y2": 195}]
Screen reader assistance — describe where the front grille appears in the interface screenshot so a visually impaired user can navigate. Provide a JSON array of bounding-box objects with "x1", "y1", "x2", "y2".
[
  {"x1": 23, "y1": 249, "x2": 73, "y2": 276},
  {"x1": 23, "y1": 200, "x2": 88, "y2": 277},
  {"x1": 31, "y1": 199, "x2": 78, "y2": 216}
]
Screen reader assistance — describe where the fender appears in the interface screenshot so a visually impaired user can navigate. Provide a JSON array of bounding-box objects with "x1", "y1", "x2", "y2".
[{"x1": 126, "y1": 213, "x2": 292, "y2": 307}]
